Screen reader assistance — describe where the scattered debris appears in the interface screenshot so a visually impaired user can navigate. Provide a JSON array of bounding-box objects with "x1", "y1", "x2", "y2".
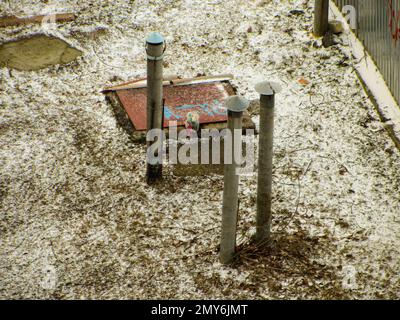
[{"x1": 289, "y1": 9, "x2": 305, "y2": 16}]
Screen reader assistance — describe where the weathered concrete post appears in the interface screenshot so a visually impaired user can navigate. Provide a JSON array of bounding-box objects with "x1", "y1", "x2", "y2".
[
  {"x1": 146, "y1": 32, "x2": 165, "y2": 185},
  {"x1": 254, "y1": 81, "x2": 281, "y2": 243},
  {"x1": 220, "y1": 95, "x2": 249, "y2": 265},
  {"x1": 314, "y1": 0, "x2": 329, "y2": 37}
]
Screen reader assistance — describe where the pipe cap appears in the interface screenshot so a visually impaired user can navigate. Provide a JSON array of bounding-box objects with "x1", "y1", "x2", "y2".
[
  {"x1": 224, "y1": 95, "x2": 250, "y2": 113},
  {"x1": 255, "y1": 81, "x2": 282, "y2": 96},
  {"x1": 146, "y1": 32, "x2": 165, "y2": 45}
]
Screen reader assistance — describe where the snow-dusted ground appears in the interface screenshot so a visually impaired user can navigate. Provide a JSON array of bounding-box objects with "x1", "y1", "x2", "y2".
[{"x1": 1, "y1": 0, "x2": 399, "y2": 299}]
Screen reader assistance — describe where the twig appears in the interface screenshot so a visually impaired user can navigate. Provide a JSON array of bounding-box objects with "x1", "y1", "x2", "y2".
[
  {"x1": 276, "y1": 160, "x2": 312, "y2": 233},
  {"x1": 0, "y1": 13, "x2": 75, "y2": 28},
  {"x1": 276, "y1": 177, "x2": 302, "y2": 233}
]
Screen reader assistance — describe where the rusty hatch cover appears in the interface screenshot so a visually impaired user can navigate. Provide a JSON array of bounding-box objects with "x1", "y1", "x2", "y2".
[{"x1": 115, "y1": 80, "x2": 235, "y2": 131}]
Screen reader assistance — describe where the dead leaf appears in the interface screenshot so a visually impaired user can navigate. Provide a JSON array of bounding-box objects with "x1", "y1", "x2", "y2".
[{"x1": 298, "y1": 78, "x2": 310, "y2": 86}]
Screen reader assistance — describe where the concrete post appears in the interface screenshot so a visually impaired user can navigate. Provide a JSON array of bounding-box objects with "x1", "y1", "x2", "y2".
[
  {"x1": 146, "y1": 32, "x2": 165, "y2": 185},
  {"x1": 220, "y1": 96, "x2": 249, "y2": 265},
  {"x1": 254, "y1": 81, "x2": 281, "y2": 243},
  {"x1": 314, "y1": 0, "x2": 329, "y2": 37}
]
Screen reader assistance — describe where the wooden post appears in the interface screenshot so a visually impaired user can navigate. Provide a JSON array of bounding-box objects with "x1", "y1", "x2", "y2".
[
  {"x1": 254, "y1": 81, "x2": 281, "y2": 243},
  {"x1": 220, "y1": 96, "x2": 249, "y2": 265},
  {"x1": 314, "y1": 0, "x2": 329, "y2": 37},
  {"x1": 146, "y1": 32, "x2": 165, "y2": 185}
]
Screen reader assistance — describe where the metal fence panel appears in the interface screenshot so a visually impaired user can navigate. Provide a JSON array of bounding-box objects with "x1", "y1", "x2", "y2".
[{"x1": 334, "y1": 0, "x2": 400, "y2": 105}]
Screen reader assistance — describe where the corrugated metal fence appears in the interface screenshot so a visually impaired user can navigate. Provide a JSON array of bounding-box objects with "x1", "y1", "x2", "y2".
[{"x1": 333, "y1": 0, "x2": 399, "y2": 106}]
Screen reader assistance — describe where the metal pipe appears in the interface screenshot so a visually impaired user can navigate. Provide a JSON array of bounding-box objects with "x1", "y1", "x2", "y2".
[
  {"x1": 146, "y1": 32, "x2": 165, "y2": 185},
  {"x1": 254, "y1": 81, "x2": 281, "y2": 243},
  {"x1": 314, "y1": 0, "x2": 329, "y2": 37},
  {"x1": 220, "y1": 96, "x2": 249, "y2": 265}
]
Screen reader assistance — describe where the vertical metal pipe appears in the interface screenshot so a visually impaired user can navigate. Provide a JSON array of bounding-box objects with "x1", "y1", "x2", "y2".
[
  {"x1": 146, "y1": 32, "x2": 165, "y2": 185},
  {"x1": 254, "y1": 81, "x2": 281, "y2": 243},
  {"x1": 314, "y1": 0, "x2": 329, "y2": 37},
  {"x1": 220, "y1": 96, "x2": 249, "y2": 265}
]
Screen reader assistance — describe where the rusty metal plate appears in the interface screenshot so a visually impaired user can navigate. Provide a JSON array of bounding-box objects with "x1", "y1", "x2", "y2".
[{"x1": 116, "y1": 82, "x2": 234, "y2": 131}]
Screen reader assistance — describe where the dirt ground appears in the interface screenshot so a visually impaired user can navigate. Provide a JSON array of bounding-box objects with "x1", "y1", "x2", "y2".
[{"x1": 0, "y1": 0, "x2": 399, "y2": 299}]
